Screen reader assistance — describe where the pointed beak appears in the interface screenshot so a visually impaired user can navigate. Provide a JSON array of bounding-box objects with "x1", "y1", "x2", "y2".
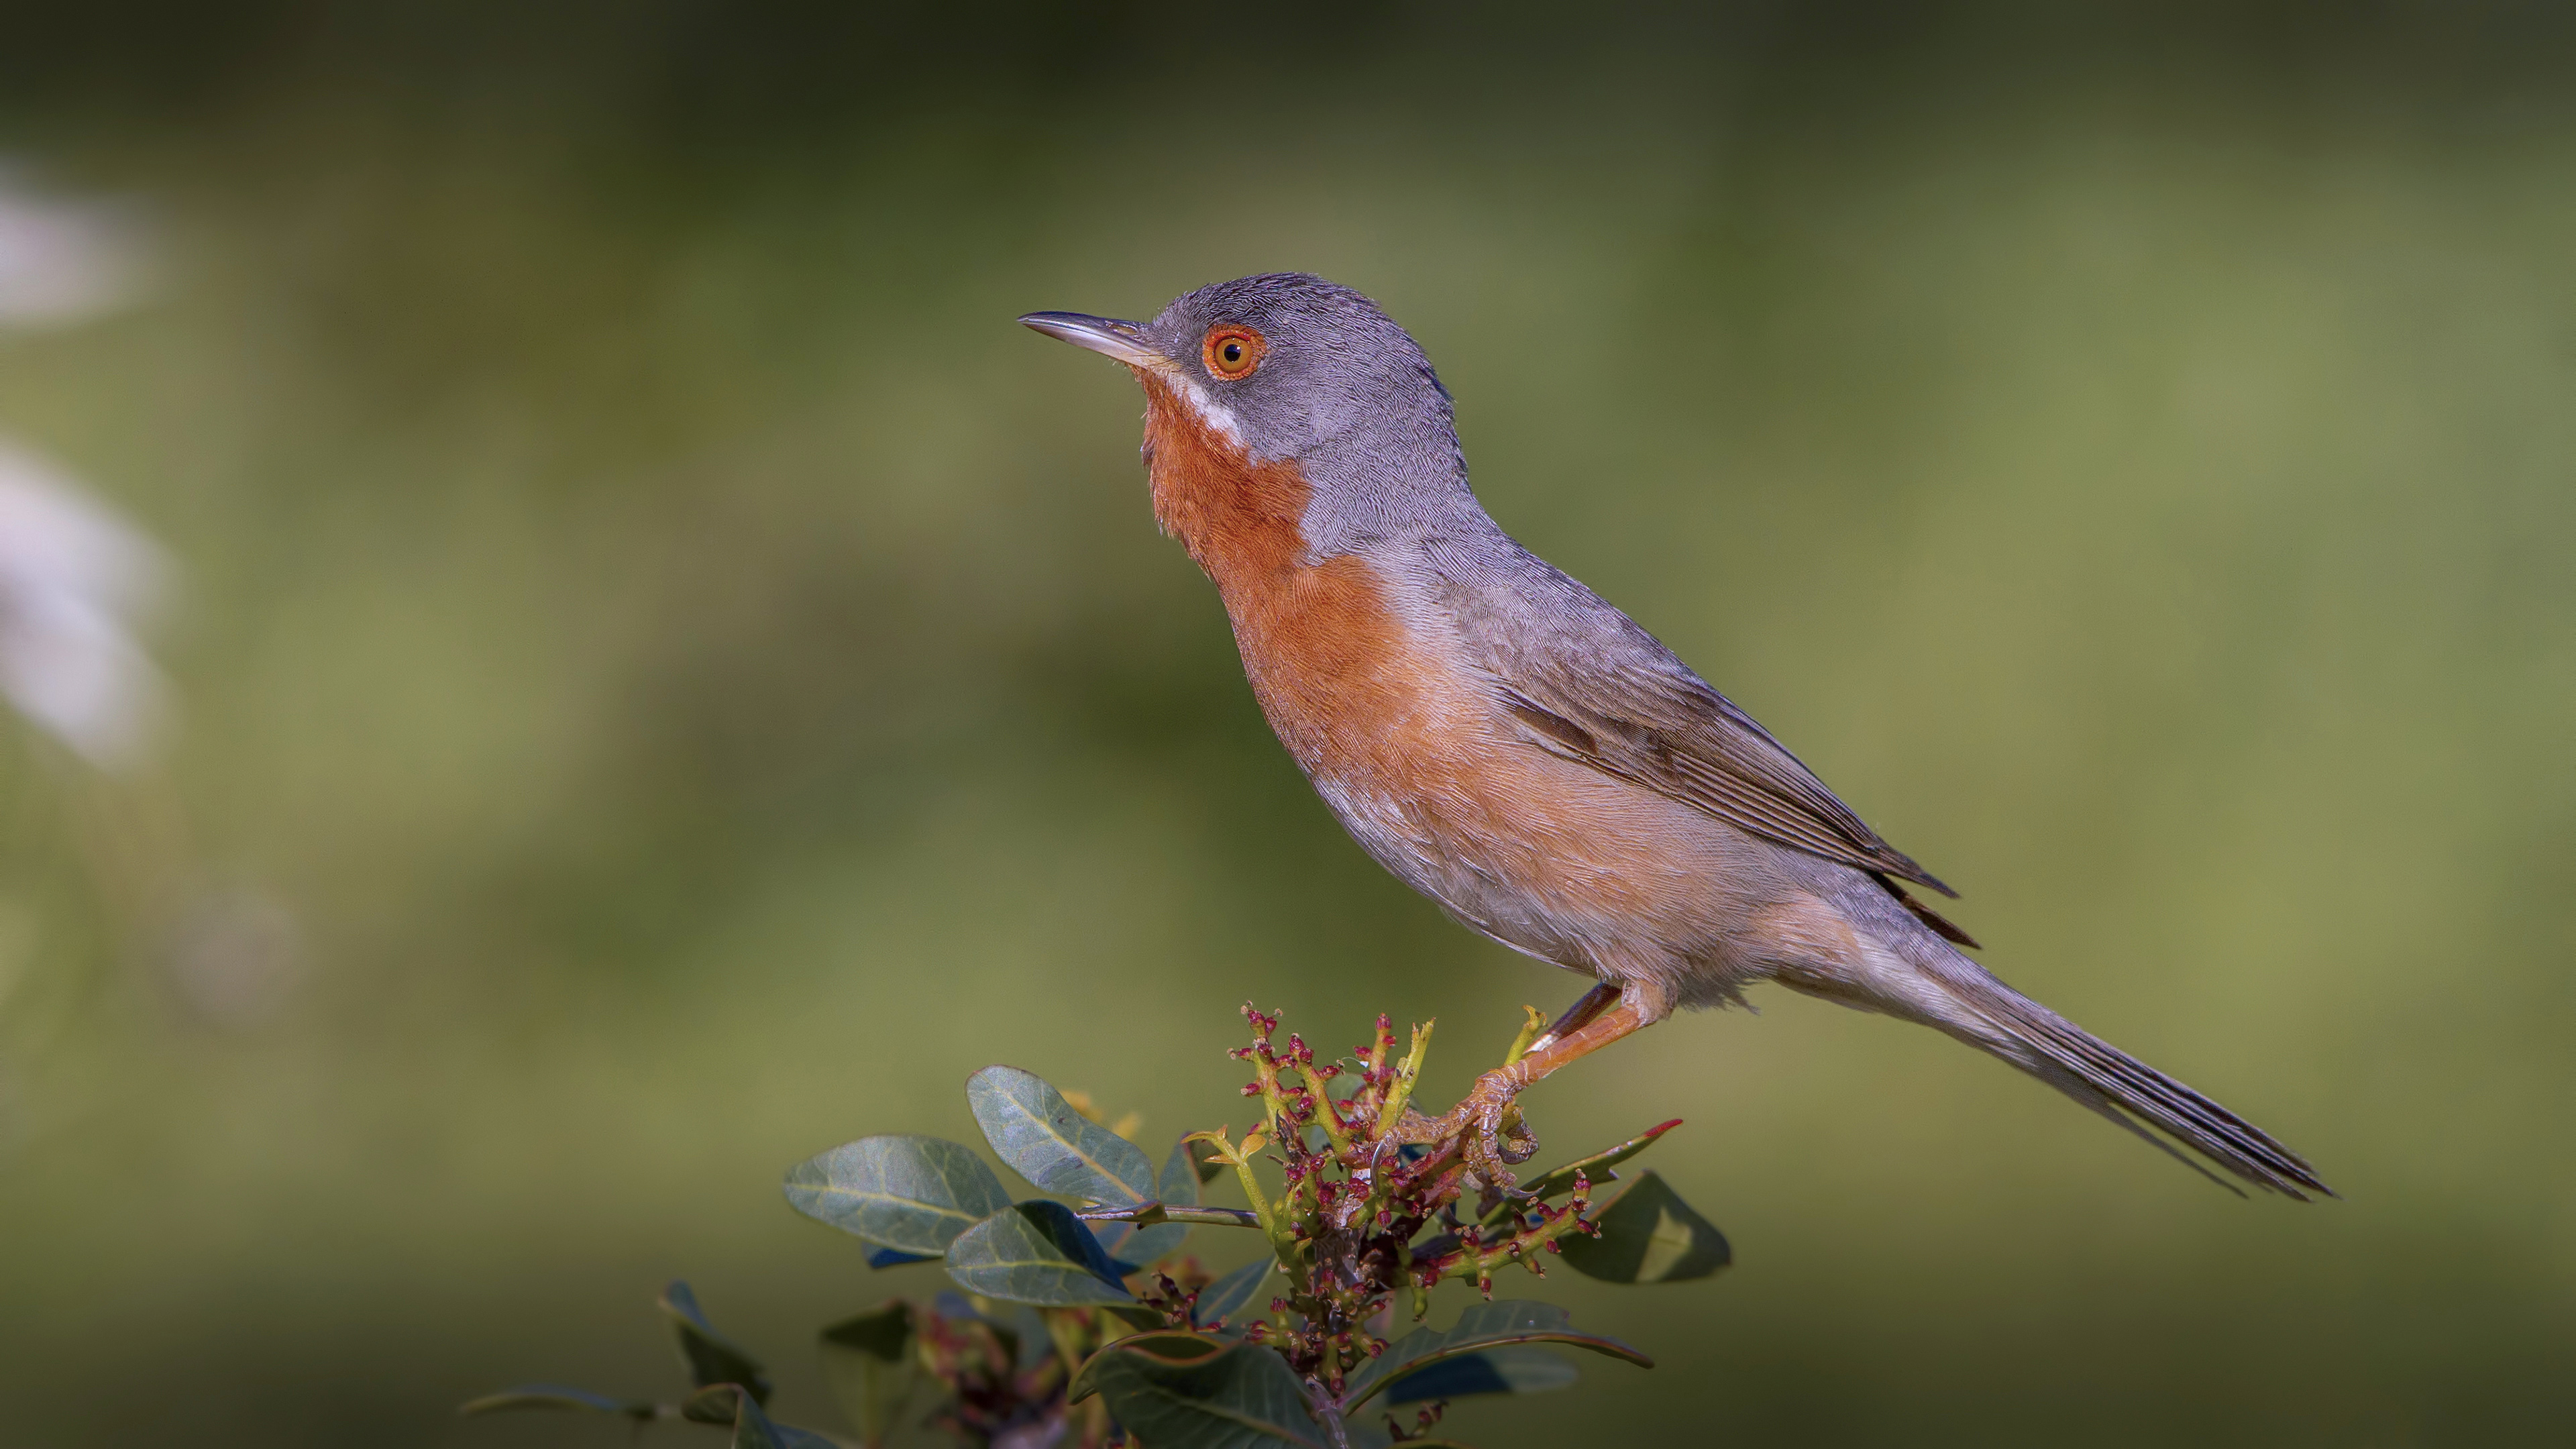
[{"x1": 1018, "y1": 311, "x2": 1169, "y2": 369}]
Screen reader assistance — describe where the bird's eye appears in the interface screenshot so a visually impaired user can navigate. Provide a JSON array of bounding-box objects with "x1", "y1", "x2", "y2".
[{"x1": 1203, "y1": 326, "x2": 1267, "y2": 380}]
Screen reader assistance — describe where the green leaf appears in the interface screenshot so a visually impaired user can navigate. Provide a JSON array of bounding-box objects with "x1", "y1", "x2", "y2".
[
  {"x1": 458, "y1": 1385, "x2": 657, "y2": 1420},
  {"x1": 1091, "y1": 1217, "x2": 1140, "y2": 1268},
  {"x1": 944, "y1": 1200, "x2": 1134, "y2": 1305},
  {"x1": 1340, "y1": 1300, "x2": 1648, "y2": 1409},
  {"x1": 1160, "y1": 1136, "x2": 1205, "y2": 1210},
  {"x1": 1114, "y1": 1138, "x2": 1203, "y2": 1267},
  {"x1": 1191, "y1": 1256, "x2": 1276, "y2": 1330},
  {"x1": 1187, "y1": 1136, "x2": 1227, "y2": 1185},
  {"x1": 1557, "y1": 1169, "x2": 1731, "y2": 1285},
  {"x1": 1385, "y1": 1344, "x2": 1579, "y2": 1403},
  {"x1": 1115, "y1": 1224, "x2": 1185, "y2": 1271},
  {"x1": 681, "y1": 1385, "x2": 739, "y2": 1425},
  {"x1": 685, "y1": 1385, "x2": 839, "y2": 1449},
  {"x1": 1069, "y1": 1334, "x2": 1325, "y2": 1449},
  {"x1": 966, "y1": 1065, "x2": 1157, "y2": 1205},
  {"x1": 820, "y1": 1299, "x2": 917, "y2": 1446},
  {"x1": 1065, "y1": 1332, "x2": 1217, "y2": 1399},
  {"x1": 1499, "y1": 1119, "x2": 1682, "y2": 1216},
  {"x1": 785, "y1": 1134, "x2": 1014, "y2": 1256},
  {"x1": 659, "y1": 1281, "x2": 774, "y2": 1403}
]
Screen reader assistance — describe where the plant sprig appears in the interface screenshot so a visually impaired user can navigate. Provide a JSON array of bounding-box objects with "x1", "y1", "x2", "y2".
[{"x1": 466, "y1": 1002, "x2": 1729, "y2": 1448}]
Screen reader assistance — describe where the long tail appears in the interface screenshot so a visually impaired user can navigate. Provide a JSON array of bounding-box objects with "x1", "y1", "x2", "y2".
[{"x1": 1921, "y1": 959, "x2": 2333, "y2": 1199}]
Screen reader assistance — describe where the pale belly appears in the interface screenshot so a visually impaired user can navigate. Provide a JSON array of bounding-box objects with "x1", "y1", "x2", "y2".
[
  {"x1": 1300, "y1": 726, "x2": 1803, "y2": 1010},
  {"x1": 1218, "y1": 551, "x2": 1813, "y2": 1010}
]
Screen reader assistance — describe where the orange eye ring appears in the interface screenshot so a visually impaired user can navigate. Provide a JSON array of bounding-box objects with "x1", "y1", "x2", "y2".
[{"x1": 1203, "y1": 325, "x2": 1267, "y2": 380}]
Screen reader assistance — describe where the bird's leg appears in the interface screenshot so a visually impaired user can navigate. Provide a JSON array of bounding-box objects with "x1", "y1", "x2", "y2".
[
  {"x1": 1399, "y1": 987, "x2": 1654, "y2": 1191},
  {"x1": 1460, "y1": 980, "x2": 1617, "y2": 1173},
  {"x1": 1529, "y1": 980, "x2": 1621, "y2": 1055}
]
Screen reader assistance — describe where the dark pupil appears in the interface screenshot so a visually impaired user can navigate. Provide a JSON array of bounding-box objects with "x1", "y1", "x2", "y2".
[{"x1": 1221, "y1": 341, "x2": 1242, "y2": 364}]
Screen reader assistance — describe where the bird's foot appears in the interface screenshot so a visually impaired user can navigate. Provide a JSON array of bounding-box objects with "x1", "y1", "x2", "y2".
[{"x1": 1396, "y1": 1067, "x2": 1540, "y2": 1193}]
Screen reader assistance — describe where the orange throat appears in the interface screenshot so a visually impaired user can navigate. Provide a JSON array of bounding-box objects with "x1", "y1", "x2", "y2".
[
  {"x1": 1135, "y1": 369, "x2": 1308, "y2": 584},
  {"x1": 1132, "y1": 369, "x2": 1459, "y2": 784}
]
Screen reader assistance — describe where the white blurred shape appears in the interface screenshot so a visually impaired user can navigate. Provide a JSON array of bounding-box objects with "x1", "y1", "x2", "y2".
[
  {"x1": 991, "y1": 1418, "x2": 1070, "y2": 1449},
  {"x1": 0, "y1": 166, "x2": 145, "y2": 326},
  {"x1": 0, "y1": 443, "x2": 167, "y2": 767}
]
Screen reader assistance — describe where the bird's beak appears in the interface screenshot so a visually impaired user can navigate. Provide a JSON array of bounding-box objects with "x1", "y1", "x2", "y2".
[{"x1": 1018, "y1": 311, "x2": 1169, "y2": 369}]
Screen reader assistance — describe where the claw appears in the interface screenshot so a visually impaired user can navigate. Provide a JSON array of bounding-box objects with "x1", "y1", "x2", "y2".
[{"x1": 1393, "y1": 1067, "x2": 1540, "y2": 1194}]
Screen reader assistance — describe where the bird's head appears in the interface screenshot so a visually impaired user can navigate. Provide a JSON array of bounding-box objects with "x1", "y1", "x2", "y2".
[{"x1": 1021, "y1": 274, "x2": 1474, "y2": 556}]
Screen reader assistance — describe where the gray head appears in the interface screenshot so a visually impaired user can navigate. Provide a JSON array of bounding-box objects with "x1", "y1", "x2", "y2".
[{"x1": 1021, "y1": 274, "x2": 1481, "y2": 549}]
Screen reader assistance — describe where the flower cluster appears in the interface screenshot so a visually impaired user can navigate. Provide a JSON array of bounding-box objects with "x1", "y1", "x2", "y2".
[{"x1": 1193, "y1": 1006, "x2": 1614, "y2": 1407}]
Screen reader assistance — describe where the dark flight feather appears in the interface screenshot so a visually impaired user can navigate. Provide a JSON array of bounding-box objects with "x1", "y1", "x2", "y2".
[{"x1": 1493, "y1": 672, "x2": 1956, "y2": 897}]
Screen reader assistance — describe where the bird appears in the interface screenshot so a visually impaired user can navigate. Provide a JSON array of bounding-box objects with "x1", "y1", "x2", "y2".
[{"x1": 1020, "y1": 273, "x2": 2330, "y2": 1200}]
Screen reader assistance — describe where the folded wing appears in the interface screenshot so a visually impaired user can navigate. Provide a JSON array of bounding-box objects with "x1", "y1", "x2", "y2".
[{"x1": 1439, "y1": 553, "x2": 1972, "y2": 937}]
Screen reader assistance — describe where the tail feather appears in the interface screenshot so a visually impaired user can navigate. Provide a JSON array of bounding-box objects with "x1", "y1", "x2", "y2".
[
  {"x1": 2034, "y1": 1062, "x2": 2248, "y2": 1197},
  {"x1": 1936, "y1": 966, "x2": 2334, "y2": 1200}
]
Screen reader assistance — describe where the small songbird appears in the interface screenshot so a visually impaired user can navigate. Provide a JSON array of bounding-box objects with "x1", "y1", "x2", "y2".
[{"x1": 1022, "y1": 274, "x2": 2328, "y2": 1199}]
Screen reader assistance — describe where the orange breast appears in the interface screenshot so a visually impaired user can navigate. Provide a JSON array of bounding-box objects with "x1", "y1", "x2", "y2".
[{"x1": 1136, "y1": 371, "x2": 1476, "y2": 792}]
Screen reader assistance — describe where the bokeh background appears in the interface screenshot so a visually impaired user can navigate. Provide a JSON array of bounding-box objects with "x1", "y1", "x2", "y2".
[{"x1": 3, "y1": 3, "x2": 2572, "y2": 1444}]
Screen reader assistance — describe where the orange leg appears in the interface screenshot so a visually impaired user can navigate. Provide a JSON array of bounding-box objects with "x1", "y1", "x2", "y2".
[
  {"x1": 1403, "y1": 985, "x2": 1656, "y2": 1189},
  {"x1": 1529, "y1": 981, "x2": 1621, "y2": 1056},
  {"x1": 1505, "y1": 990, "x2": 1654, "y2": 1091}
]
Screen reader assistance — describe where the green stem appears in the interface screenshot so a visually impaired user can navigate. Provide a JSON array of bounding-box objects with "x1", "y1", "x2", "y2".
[
  {"x1": 1231, "y1": 1156, "x2": 1282, "y2": 1244},
  {"x1": 1373, "y1": 1019, "x2": 1436, "y2": 1136},
  {"x1": 1299, "y1": 1060, "x2": 1354, "y2": 1156},
  {"x1": 1499, "y1": 1003, "x2": 1547, "y2": 1067},
  {"x1": 1072, "y1": 1203, "x2": 1263, "y2": 1228},
  {"x1": 1222, "y1": 1148, "x2": 1304, "y2": 1269},
  {"x1": 1307, "y1": 1385, "x2": 1354, "y2": 1449},
  {"x1": 1471, "y1": 1199, "x2": 1596, "y2": 1277},
  {"x1": 1252, "y1": 1055, "x2": 1293, "y2": 1141}
]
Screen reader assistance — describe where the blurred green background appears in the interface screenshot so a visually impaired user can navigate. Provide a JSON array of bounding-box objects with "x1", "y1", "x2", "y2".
[{"x1": 3, "y1": 3, "x2": 2572, "y2": 1444}]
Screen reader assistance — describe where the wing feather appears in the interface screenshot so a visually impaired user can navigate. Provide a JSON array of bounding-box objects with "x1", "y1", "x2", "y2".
[
  {"x1": 1430, "y1": 547, "x2": 1957, "y2": 896},
  {"x1": 1497, "y1": 674, "x2": 1954, "y2": 896},
  {"x1": 1434, "y1": 546, "x2": 1955, "y2": 906}
]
